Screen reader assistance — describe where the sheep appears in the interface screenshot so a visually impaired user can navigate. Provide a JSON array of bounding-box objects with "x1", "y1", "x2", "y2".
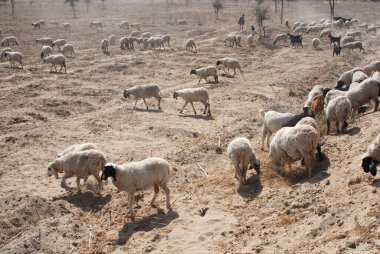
[
  {"x1": 362, "y1": 134, "x2": 380, "y2": 176},
  {"x1": 52, "y1": 39, "x2": 67, "y2": 51},
  {"x1": 320, "y1": 28, "x2": 332, "y2": 38},
  {"x1": 57, "y1": 143, "x2": 98, "y2": 158},
  {"x1": 190, "y1": 66, "x2": 218, "y2": 84},
  {"x1": 235, "y1": 35, "x2": 242, "y2": 47},
  {"x1": 36, "y1": 37, "x2": 53, "y2": 46},
  {"x1": 101, "y1": 39, "x2": 109, "y2": 53},
  {"x1": 120, "y1": 37, "x2": 133, "y2": 50},
  {"x1": 294, "y1": 26, "x2": 306, "y2": 35},
  {"x1": 224, "y1": 35, "x2": 236, "y2": 47},
  {"x1": 4, "y1": 51, "x2": 23, "y2": 68},
  {"x1": 325, "y1": 96, "x2": 352, "y2": 135},
  {"x1": 147, "y1": 36, "x2": 165, "y2": 50},
  {"x1": 43, "y1": 54, "x2": 66, "y2": 74},
  {"x1": 216, "y1": 57, "x2": 243, "y2": 76},
  {"x1": 47, "y1": 149, "x2": 105, "y2": 194},
  {"x1": 185, "y1": 38, "x2": 197, "y2": 52},
  {"x1": 363, "y1": 61, "x2": 380, "y2": 76},
  {"x1": 247, "y1": 35, "x2": 254, "y2": 47},
  {"x1": 341, "y1": 36, "x2": 355, "y2": 45},
  {"x1": 352, "y1": 71, "x2": 368, "y2": 83},
  {"x1": 177, "y1": 19, "x2": 187, "y2": 26},
  {"x1": 359, "y1": 23, "x2": 368, "y2": 30},
  {"x1": 269, "y1": 124, "x2": 319, "y2": 177},
  {"x1": 101, "y1": 157, "x2": 171, "y2": 221},
  {"x1": 1, "y1": 36, "x2": 19, "y2": 47},
  {"x1": 123, "y1": 84, "x2": 162, "y2": 109},
  {"x1": 260, "y1": 110, "x2": 295, "y2": 150},
  {"x1": 109, "y1": 34, "x2": 116, "y2": 45},
  {"x1": 293, "y1": 22, "x2": 300, "y2": 29},
  {"x1": 312, "y1": 38, "x2": 320, "y2": 49},
  {"x1": 32, "y1": 22, "x2": 41, "y2": 29},
  {"x1": 306, "y1": 26, "x2": 319, "y2": 35},
  {"x1": 162, "y1": 35, "x2": 170, "y2": 46},
  {"x1": 130, "y1": 31, "x2": 140, "y2": 37},
  {"x1": 38, "y1": 20, "x2": 46, "y2": 26},
  {"x1": 310, "y1": 94, "x2": 324, "y2": 114},
  {"x1": 50, "y1": 21, "x2": 59, "y2": 27},
  {"x1": 333, "y1": 43, "x2": 342, "y2": 56},
  {"x1": 366, "y1": 26, "x2": 377, "y2": 35},
  {"x1": 303, "y1": 85, "x2": 329, "y2": 113},
  {"x1": 173, "y1": 87, "x2": 211, "y2": 116},
  {"x1": 346, "y1": 77, "x2": 380, "y2": 114},
  {"x1": 325, "y1": 89, "x2": 347, "y2": 104},
  {"x1": 120, "y1": 21, "x2": 129, "y2": 29},
  {"x1": 351, "y1": 19, "x2": 359, "y2": 26},
  {"x1": 0, "y1": 47, "x2": 12, "y2": 61},
  {"x1": 272, "y1": 34, "x2": 288, "y2": 45},
  {"x1": 142, "y1": 32, "x2": 152, "y2": 38},
  {"x1": 133, "y1": 37, "x2": 144, "y2": 47},
  {"x1": 227, "y1": 137, "x2": 260, "y2": 185},
  {"x1": 342, "y1": 41, "x2": 364, "y2": 52},
  {"x1": 40, "y1": 45, "x2": 53, "y2": 59},
  {"x1": 345, "y1": 31, "x2": 361, "y2": 39},
  {"x1": 336, "y1": 67, "x2": 365, "y2": 89},
  {"x1": 62, "y1": 44, "x2": 75, "y2": 58},
  {"x1": 62, "y1": 23, "x2": 71, "y2": 31},
  {"x1": 90, "y1": 21, "x2": 103, "y2": 31}
]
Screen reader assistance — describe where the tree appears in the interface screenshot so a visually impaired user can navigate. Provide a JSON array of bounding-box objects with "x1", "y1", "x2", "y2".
[
  {"x1": 255, "y1": 4, "x2": 269, "y2": 43},
  {"x1": 84, "y1": 0, "x2": 90, "y2": 11},
  {"x1": 65, "y1": 0, "x2": 79, "y2": 18},
  {"x1": 212, "y1": 0, "x2": 223, "y2": 20},
  {"x1": 11, "y1": 0, "x2": 14, "y2": 16},
  {"x1": 326, "y1": 0, "x2": 337, "y2": 21},
  {"x1": 280, "y1": 0, "x2": 284, "y2": 24}
]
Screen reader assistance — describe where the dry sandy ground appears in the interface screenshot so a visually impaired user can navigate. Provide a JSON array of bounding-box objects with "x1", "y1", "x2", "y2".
[{"x1": 0, "y1": 0, "x2": 379, "y2": 253}]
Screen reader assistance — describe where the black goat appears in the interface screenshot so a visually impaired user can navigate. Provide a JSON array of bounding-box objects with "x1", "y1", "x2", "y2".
[
  {"x1": 328, "y1": 34, "x2": 341, "y2": 45},
  {"x1": 333, "y1": 43, "x2": 342, "y2": 56},
  {"x1": 287, "y1": 33, "x2": 303, "y2": 48}
]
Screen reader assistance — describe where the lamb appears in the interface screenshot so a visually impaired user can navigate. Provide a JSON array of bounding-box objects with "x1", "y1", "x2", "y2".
[
  {"x1": 40, "y1": 45, "x2": 53, "y2": 59},
  {"x1": 216, "y1": 57, "x2": 243, "y2": 76},
  {"x1": 120, "y1": 21, "x2": 129, "y2": 29},
  {"x1": 4, "y1": 52, "x2": 23, "y2": 68},
  {"x1": 342, "y1": 41, "x2": 364, "y2": 52},
  {"x1": 43, "y1": 54, "x2": 66, "y2": 74},
  {"x1": 224, "y1": 35, "x2": 237, "y2": 47},
  {"x1": 0, "y1": 47, "x2": 12, "y2": 61},
  {"x1": 101, "y1": 157, "x2": 171, "y2": 221},
  {"x1": 312, "y1": 38, "x2": 320, "y2": 49},
  {"x1": 185, "y1": 39, "x2": 197, "y2": 52},
  {"x1": 1, "y1": 36, "x2": 19, "y2": 47},
  {"x1": 363, "y1": 61, "x2": 380, "y2": 76},
  {"x1": 36, "y1": 37, "x2": 53, "y2": 46},
  {"x1": 177, "y1": 19, "x2": 187, "y2": 26},
  {"x1": 227, "y1": 137, "x2": 260, "y2": 186},
  {"x1": 336, "y1": 67, "x2": 365, "y2": 89},
  {"x1": 272, "y1": 34, "x2": 288, "y2": 45},
  {"x1": 123, "y1": 84, "x2": 162, "y2": 109},
  {"x1": 346, "y1": 77, "x2": 380, "y2": 114},
  {"x1": 345, "y1": 31, "x2": 361, "y2": 39},
  {"x1": 90, "y1": 21, "x2": 103, "y2": 31},
  {"x1": 57, "y1": 143, "x2": 98, "y2": 158},
  {"x1": 109, "y1": 34, "x2": 116, "y2": 45},
  {"x1": 359, "y1": 23, "x2": 368, "y2": 30},
  {"x1": 319, "y1": 28, "x2": 332, "y2": 38},
  {"x1": 352, "y1": 71, "x2": 368, "y2": 83},
  {"x1": 260, "y1": 110, "x2": 295, "y2": 150},
  {"x1": 190, "y1": 66, "x2": 218, "y2": 84},
  {"x1": 367, "y1": 26, "x2": 377, "y2": 35},
  {"x1": 101, "y1": 39, "x2": 109, "y2": 53},
  {"x1": 52, "y1": 39, "x2": 67, "y2": 51},
  {"x1": 269, "y1": 124, "x2": 320, "y2": 177},
  {"x1": 341, "y1": 36, "x2": 355, "y2": 45},
  {"x1": 131, "y1": 23, "x2": 141, "y2": 31},
  {"x1": 62, "y1": 44, "x2": 75, "y2": 58},
  {"x1": 173, "y1": 87, "x2": 211, "y2": 116},
  {"x1": 47, "y1": 149, "x2": 105, "y2": 194},
  {"x1": 362, "y1": 134, "x2": 380, "y2": 176},
  {"x1": 62, "y1": 23, "x2": 71, "y2": 31},
  {"x1": 247, "y1": 35, "x2": 254, "y2": 47},
  {"x1": 325, "y1": 96, "x2": 351, "y2": 135},
  {"x1": 147, "y1": 36, "x2": 165, "y2": 50}
]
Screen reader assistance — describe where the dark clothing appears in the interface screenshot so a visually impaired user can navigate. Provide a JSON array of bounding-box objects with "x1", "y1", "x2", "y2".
[{"x1": 238, "y1": 16, "x2": 245, "y2": 25}]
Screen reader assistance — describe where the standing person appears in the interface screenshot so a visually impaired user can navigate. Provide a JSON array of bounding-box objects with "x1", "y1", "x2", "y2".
[{"x1": 238, "y1": 14, "x2": 245, "y2": 32}]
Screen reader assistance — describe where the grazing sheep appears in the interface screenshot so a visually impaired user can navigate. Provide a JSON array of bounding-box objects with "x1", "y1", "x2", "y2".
[
  {"x1": 367, "y1": 26, "x2": 377, "y2": 35},
  {"x1": 185, "y1": 38, "x2": 197, "y2": 52},
  {"x1": 120, "y1": 37, "x2": 133, "y2": 50},
  {"x1": 260, "y1": 110, "x2": 295, "y2": 150},
  {"x1": 109, "y1": 34, "x2": 116, "y2": 45},
  {"x1": 173, "y1": 87, "x2": 211, "y2": 116},
  {"x1": 269, "y1": 124, "x2": 320, "y2": 177},
  {"x1": 47, "y1": 149, "x2": 105, "y2": 194},
  {"x1": 325, "y1": 89, "x2": 347, "y2": 104},
  {"x1": 52, "y1": 39, "x2": 67, "y2": 51},
  {"x1": 130, "y1": 31, "x2": 140, "y2": 37},
  {"x1": 346, "y1": 77, "x2": 380, "y2": 114},
  {"x1": 306, "y1": 26, "x2": 322, "y2": 35},
  {"x1": 123, "y1": 84, "x2": 162, "y2": 109},
  {"x1": 62, "y1": 23, "x2": 71, "y2": 31},
  {"x1": 216, "y1": 57, "x2": 243, "y2": 76},
  {"x1": 303, "y1": 85, "x2": 329, "y2": 112},
  {"x1": 227, "y1": 137, "x2": 260, "y2": 185},
  {"x1": 310, "y1": 94, "x2": 324, "y2": 114},
  {"x1": 177, "y1": 19, "x2": 187, "y2": 26},
  {"x1": 333, "y1": 43, "x2": 342, "y2": 56},
  {"x1": 4, "y1": 51, "x2": 23, "y2": 68},
  {"x1": 342, "y1": 41, "x2": 364, "y2": 52},
  {"x1": 101, "y1": 39, "x2": 109, "y2": 53},
  {"x1": 328, "y1": 34, "x2": 341, "y2": 45},
  {"x1": 36, "y1": 37, "x2": 53, "y2": 46},
  {"x1": 294, "y1": 26, "x2": 306, "y2": 35},
  {"x1": 325, "y1": 96, "x2": 352, "y2": 135},
  {"x1": 341, "y1": 36, "x2": 355, "y2": 45},
  {"x1": 120, "y1": 21, "x2": 129, "y2": 29},
  {"x1": 62, "y1": 44, "x2": 75, "y2": 58},
  {"x1": 363, "y1": 61, "x2": 380, "y2": 76},
  {"x1": 190, "y1": 66, "x2": 218, "y2": 84},
  {"x1": 336, "y1": 67, "x2": 365, "y2": 89},
  {"x1": 352, "y1": 71, "x2": 368, "y2": 83},
  {"x1": 0, "y1": 47, "x2": 12, "y2": 61},
  {"x1": 101, "y1": 158, "x2": 171, "y2": 221},
  {"x1": 1, "y1": 36, "x2": 19, "y2": 47},
  {"x1": 362, "y1": 134, "x2": 380, "y2": 176},
  {"x1": 345, "y1": 31, "x2": 361, "y2": 39},
  {"x1": 57, "y1": 143, "x2": 98, "y2": 158},
  {"x1": 359, "y1": 23, "x2": 368, "y2": 30},
  {"x1": 247, "y1": 35, "x2": 254, "y2": 47},
  {"x1": 43, "y1": 54, "x2": 66, "y2": 74},
  {"x1": 133, "y1": 37, "x2": 144, "y2": 47},
  {"x1": 32, "y1": 22, "x2": 41, "y2": 29},
  {"x1": 40, "y1": 45, "x2": 53, "y2": 59},
  {"x1": 147, "y1": 36, "x2": 165, "y2": 50},
  {"x1": 320, "y1": 28, "x2": 332, "y2": 38},
  {"x1": 90, "y1": 21, "x2": 103, "y2": 31},
  {"x1": 272, "y1": 34, "x2": 288, "y2": 45},
  {"x1": 312, "y1": 38, "x2": 320, "y2": 49},
  {"x1": 142, "y1": 32, "x2": 152, "y2": 38},
  {"x1": 224, "y1": 35, "x2": 237, "y2": 47}
]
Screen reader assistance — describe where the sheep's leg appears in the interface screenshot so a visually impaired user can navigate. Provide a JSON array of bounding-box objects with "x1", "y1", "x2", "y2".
[
  {"x1": 156, "y1": 96, "x2": 161, "y2": 109},
  {"x1": 128, "y1": 192, "x2": 136, "y2": 221},
  {"x1": 162, "y1": 184, "x2": 171, "y2": 210},
  {"x1": 198, "y1": 77, "x2": 202, "y2": 84},
  {"x1": 336, "y1": 121, "x2": 340, "y2": 134},
  {"x1": 143, "y1": 98, "x2": 149, "y2": 109},
  {"x1": 53, "y1": 64, "x2": 58, "y2": 72},
  {"x1": 134, "y1": 99, "x2": 138, "y2": 109},
  {"x1": 180, "y1": 101, "x2": 188, "y2": 114},
  {"x1": 316, "y1": 143, "x2": 323, "y2": 161},
  {"x1": 93, "y1": 173, "x2": 102, "y2": 194},
  {"x1": 304, "y1": 154, "x2": 314, "y2": 178},
  {"x1": 267, "y1": 131, "x2": 272, "y2": 148},
  {"x1": 60, "y1": 174, "x2": 70, "y2": 190},
  {"x1": 326, "y1": 120, "x2": 331, "y2": 135},
  {"x1": 202, "y1": 102, "x2": 207, "y2": 114},
  {"x1": 150, "y1": 184, "x2": 159, "y2": 208},
  {"x1": 76, "y1": 176, "x2": 81, "y2": 194},
  {"x1": 232, "y1": 69, "x2": 236, "y2": 77},
  {"x1": 239, "y1": 67, "x2": 244, "y2": 76},
  {"x1": 261, "y1": 127, "x2": 268, "y2": 150},
  {"x1": 373, "y1": 98, "x2": 379, "y2": 112},
  {"x1": 190, "y1": 101, "x2": 197, "y2": 115}
]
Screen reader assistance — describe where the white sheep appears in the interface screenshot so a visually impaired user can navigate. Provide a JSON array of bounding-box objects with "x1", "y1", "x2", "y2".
[
  {"x1": 90, "y1": 21, "x2": 103, "y2": 31},
  {"x1": 43, "y1": 54, "x2": 66, "y2": 74},
  {"x1": 190, "y1": 66, "x2": 218, "y2": 84},
  {"x1": 62, "y1": 23, "x2": 71, "y2": 31},
  {"x1": 272, "y1": 34, "x2": 288, "y2": 45},
  {"x1": 177, "y1": 19, "x2": 187, "y2": 26},
  {"x1": 269, "y1": 124, "x2": 319, "y2": 178},
  {"x1": 293, "y1": 22, "x2": 300, "y2": 29},
  {"x1": 120, "y1": 21, "x2": 129, "y2": 29},
  {"x1": 342, "y1": 41, "x2": 364, "y2": 52},
  {"x1": 36, "y1": 37, "x2": 53, "y2": 46},
  {"x1": 345, "y1": 31, "x2": 361, "y2": 39},
  {"x1": 62, "y1": 44, "x2": 75, "y2": 58},
  {"x1": 1, "y1": 36, "x2": 19, "y2": 47},
  {"x1": 147, "y1": 36, "x2": 165, "y2": 50},
  {"x1": 216, "y1": 57, "x2": 243, "y2": 76},
  {"x1": 133, "y1": 37, "x2": 144, "y2": 47},
  {"x1": 185, "y1": 38, "x2": 197, "y2": 52},
  {"x1": 40, "y1": 45, "x2": 53, "y2": 59},
  {"x1": 47, "y1": 149, "x2": 105, "y2": 194},
  {"x1": 4, "y1": 51, "x2": 23, "y2": 68},
  {"x1": 57, "y1": 143, "x2": 98, "y2": 158},
  {"x1": 32, "y1": 21, "x2": 42, "y2": 29},
  {"x1": 0, "y1": 47, "x2": 12, "y2": 61},
  {"x1": 341, "y1": 36, "x2": 355, "y2": 45},
  {"x1": 294, "y1": 26, "x2": 306, "y2": 35},
  {"x1": 120, "y1": 37, "x2": 133, "y2": 50},
  {"x1": 346, "y1": 77, "x2": 380, "y2": 114},
  {"x1": 303, "y1": 85, "x2": 328, "y2": 111},
  {"x1": 247, "y1": 35, "x2": 254, "y2": 47},
  {"x1": 325, "y1": 89, "x2": 347, "y2": 104},
  {"x1": 320, "y1": 28, "x2": 332, "y2": 38},
  {"x1": 101, "y1": 157, "x2": 171, "y2": 221},
  {"x1": 325, "y1": 96, "x2": 352, "y2": 135},
  {"x1": 130, "y1": 31, "x2": 140, "y2": 37},
  {"x1": 173, "y1": 87, "x2": 211, "y2": 116},
  {"x1": 52, "y1": 39, "x2": 67, "y2": 51},
  {"x1": 352, "y1": 71, "x2": 368, "y2": 83},
  {"x1": 227, "y1": 137, "x2": 260, "y2": 185},
  {"x1": 123, "y1": 84, "x2": 162, "y2": 109},
  {"x1": 336, "y1": 67, "x2": 364, "y2": 88},
  {"x1": 363, "y1": 61, "x2": 380, "y2": 76},
  {"x1": 362, "y1": 134, "x2": 380, "y2": 176},
  {"x1": 235, "y1": 35, "x2": 242, "y2": 47},
  {"x1": 142, "y1": 32, "x2": 152, "y2": 38},
  {"x1": 359, "y1": 23, "x2": 368, "y2": 30},
  {"x1": 224, "y1": 35, "x2": 236, "y2": 47},
  {"x1": 366, "y1": 26, "x2": 377, "y2": 35},
  {"x1": 109, "y1": 34, "x2": 116, "y2": 45},
  {"x1": 101, "y1": 39, "x2": 109, "y2": 53},
  {"x1": 312, "y1": 38, "x2": 320, "y2": 49},
  {"x1": 260, "y1": 110, "x2": 295, "y2": 150},
  {"x1": 38, "y1": 20, "x2": 46, "y2": 26}
]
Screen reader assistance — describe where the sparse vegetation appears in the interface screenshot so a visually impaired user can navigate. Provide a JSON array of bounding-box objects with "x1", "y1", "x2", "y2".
[
  {"x1": 65, "y1": 0, "x2": 79, "y2": 18},
  {"x1": 212, "y1": 0, "x2": 223, "y2": 20},
  {"x1": 255, "y1": 4, "x2": 270, "y2": 43}
]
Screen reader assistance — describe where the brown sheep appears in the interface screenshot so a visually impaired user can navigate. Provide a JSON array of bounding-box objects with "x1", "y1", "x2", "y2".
[{"x1": 310, "y1": 94, "x2": 324, "y2": 114}]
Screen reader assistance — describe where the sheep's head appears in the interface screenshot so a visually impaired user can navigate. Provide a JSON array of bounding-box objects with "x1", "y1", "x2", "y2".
[
  {"x1": 335, "y1": 80, "x2": 345, "y2": 89},
  {"x1": 322, "y1": 88, "x2": 331, "y2": 97},
  {"x1": 123, "y1": 90, "x2": 130, "y2": 99},
  {"x1": 173, "y1": 92, "x2": 178, "y2": 99},
  {"x1": 303, "y1": 106, "x2": 309, "y2": 114},
  {"x1": 362, "y1": 157, "x2": 378, "y2": 176},
  {"x1": 216, "y1": 60, "x2": 222, "y2": 66},
  {"x1": 249, "y1": 159, "x2": 261, "y2": 174},
  {"x1": 101, "y1": 164, "x2": 117, "y2": 181},
  {"x1": 47, "y1": 163, "x2": 59, "y2": 179},
  {"x1": 190, "y1": 69, "x2": 196, "y2": 75}
]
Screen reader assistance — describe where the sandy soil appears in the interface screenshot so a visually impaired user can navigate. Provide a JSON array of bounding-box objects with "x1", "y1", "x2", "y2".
[{"x1": 0, "y1": 0, "x2": 379, "y2": 253}]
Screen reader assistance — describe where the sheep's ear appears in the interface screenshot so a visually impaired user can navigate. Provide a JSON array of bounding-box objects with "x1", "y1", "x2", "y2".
[{"x1": 303, "y1": 107, "x2": 309, "y2": 114}]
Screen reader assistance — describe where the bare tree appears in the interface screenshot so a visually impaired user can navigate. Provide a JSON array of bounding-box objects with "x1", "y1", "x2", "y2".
[
  {"x1": 11, "y1": 0, "x2": 14, "y2": 16},
  {"x1": 212, "y1": 0, "x2": 223, "y2": 20},
  {"x1": 65, "y1": 0, "x2": 79, "y2": 18},
  {"x1": 84, "y1": 0, "x2": 91, "y2": 12},
  {"x1": 327, "y1": 0, "x2": 337, "y2": 21},
  {"x1": 280, "y1": 0, "x2": 284, "y2": 24},
  {"x1": 255, "y1": 4, "x2": 270, "y2": 43}
]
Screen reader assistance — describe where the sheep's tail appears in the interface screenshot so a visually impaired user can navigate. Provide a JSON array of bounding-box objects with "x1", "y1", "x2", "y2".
[{"x1": 259, "y1": 109, "x2": 265, "y2": 118}]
